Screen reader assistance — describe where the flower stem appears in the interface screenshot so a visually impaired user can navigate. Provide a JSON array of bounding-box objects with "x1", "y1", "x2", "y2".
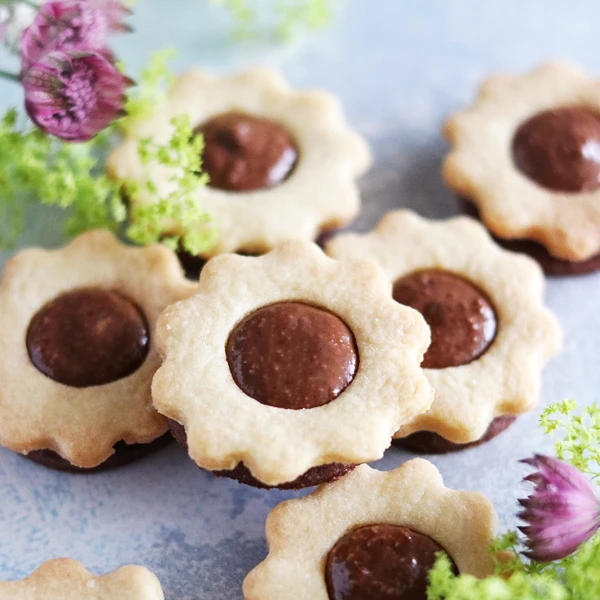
[{"x1": 0, "y1": 69, "x2": 20, "y2": 83}]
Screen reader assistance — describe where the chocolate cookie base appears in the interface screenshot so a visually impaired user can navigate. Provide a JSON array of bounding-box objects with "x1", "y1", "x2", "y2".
[
  {"x1": 176, "y1": 250, "x2": 207, "y2": 279},
  {"x1": 25, "y1": 433, "x2": 173, "y2": 473},
  {"x1": 177, "y1": 229, "x2": 341, "y2": 280},
  {"x1": 168, "y1": 419, "x2": 355, "y2": 490},
  {"x1": 393, "y1": 415, "x2": 517, "y2": 455},
  {"x1": 460, "y1": 200, "x2": 600, "y2": 276}
]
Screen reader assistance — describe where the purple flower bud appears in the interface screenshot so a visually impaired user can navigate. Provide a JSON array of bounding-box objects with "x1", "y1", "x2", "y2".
[
  {"x1": 22, "y1": 50, "x2": 133, "y2": 142},
  {"x1": 21, "y1": 0, "x2": 130, "y2": 72},
  {"x1": 518, "y1": 454, "x2": 600, "y2": 562}
]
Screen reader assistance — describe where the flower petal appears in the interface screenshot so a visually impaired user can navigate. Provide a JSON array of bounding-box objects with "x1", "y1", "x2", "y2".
[{"x1": 518, "y1": 454, "x2": 600, "y2": 562}]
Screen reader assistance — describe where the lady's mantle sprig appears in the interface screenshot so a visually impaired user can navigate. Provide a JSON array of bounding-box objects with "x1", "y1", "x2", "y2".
[
  {"x1": 0, "y1": 49, "x2": 214, "y2": 255},
  {"x1": 427, "y1": 401, "x2": 600, "y2": 600},
  {"x1": 213, "y1": 0, "x2": 344, "y2": 39}
]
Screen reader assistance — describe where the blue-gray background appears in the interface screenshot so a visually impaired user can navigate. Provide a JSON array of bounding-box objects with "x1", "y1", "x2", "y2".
[{"x1": 1, "y1": 1, "x2": 599, "y2": 597}]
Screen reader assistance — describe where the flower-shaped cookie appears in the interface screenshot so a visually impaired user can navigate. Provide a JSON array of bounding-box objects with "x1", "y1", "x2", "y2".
[
  {"x1": 327, "y1": 211, "x2": 562, "y2": 447},
  {"x1": 0, "y1": 230, "x2": 196, "y2": 469},
  {"x1": 152, "y1": 240, "x2": 432, "y2": 487},
  {"x1": 107, "y1": 67, "x2": 372, "y2": 258},
  {"x1": 0, "y1": 559, "x2": 164, "y2": 599},
  {"x1": 243, "y1": 459, "x2": 497, "y2": 599},
  {"x1": 444, "y1": 61, "x2": 600, "y2": 263}
]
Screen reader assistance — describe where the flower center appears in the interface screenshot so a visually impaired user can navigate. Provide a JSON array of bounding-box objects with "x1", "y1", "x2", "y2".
[{"x1": 62, "y1": 60, "x2": 98, "y2": 124}]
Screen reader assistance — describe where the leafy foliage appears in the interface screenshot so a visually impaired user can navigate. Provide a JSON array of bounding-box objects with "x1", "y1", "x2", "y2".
[
  {"x1": 213, "y1": 0, "x2": 343, "y2": 38},
  {"x1": 540, "y1": 400, "x2": 600, "y2": 478},
  {"x1": 427, "y1": 401, "x2": 600, "y2": 600},
  {"x1": 0, "y1": 109, "x2": 123, "y2": 249},
  {"x1": 0, "y1": 48, "x2": 214, "y2": 254},
  {"x1": 120, "y1": 47, "x2": 177, "y2": 131},
  {"x1": 125, "y1": 114, "x2": 216, "y2": 255}
]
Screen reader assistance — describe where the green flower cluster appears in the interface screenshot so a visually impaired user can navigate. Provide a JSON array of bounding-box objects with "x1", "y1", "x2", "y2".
[
  {"x1": 426, "y1": 400, "x2": 600, "y2": 600},
  {"x1": 0, "y1": 49, "x2": 215, "y2": 255},
  {"x1": 213, "y1": 0, "x2": 343, "y2": 38}
]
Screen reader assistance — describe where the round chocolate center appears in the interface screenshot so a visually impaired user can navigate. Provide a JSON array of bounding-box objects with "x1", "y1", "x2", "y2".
[
  {"x1": 26, "y1": 288, "x2": 149, "y2": 388},
  {"x1": 226, "y1": 302, "x2": 358, "y2": 409},
  {"x1": 195, "y1": 111, "x2": 298, "y2": 192},
  {"x1": 392, "y1": 270, "x2": 497, "y2": 369},
  {"x1": 326, "y1": 524, "x2": 456, "y2": 600},
  {"x1": 512, "y1": 106, "x2": 600, "y2": 192}
]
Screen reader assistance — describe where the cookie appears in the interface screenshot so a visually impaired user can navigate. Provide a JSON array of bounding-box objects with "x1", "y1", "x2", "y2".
[
  {"x1": 169, "y1": 419, "x2": 354, "y2": 490},
  {"x1": 461, "y1": 199, "x2": 600, "y2": 276},
  {"x1": 393, "y1": 415, "x2": 517, "y2": 454},
  {"x1": 25, "y1": 434, "x2": 173, "y2": 473},
  {"x1": 152, "y1": 241, "x2": 433, "y2": 488},
  {"x1": 0, "y1": 230, "x2": 196, "y2": 470},
  {"x1": 107, "y1": 68, "x2": 372, "y2": 259},
  {"x1": 243, "y1": 460, "x2": 497, "y2": 599},
  {"x1": 0, "y1": 559, "x2": 164, "y2": 599},
  {"x1": 326, "y1": 211, "x2": 562, "y2": 449},
  {"x1": 444, "y1": 61, "x2": 600, "y2": 269}
]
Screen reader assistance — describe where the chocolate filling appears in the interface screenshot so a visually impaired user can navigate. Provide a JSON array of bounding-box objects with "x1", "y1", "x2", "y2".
[
  {"x1": 168, "y1": 419, "x2": 355, "y2": 490},
  {"x1": 195, "y1": 111, "x2": 298, "y2": 192},
  {"x1": 226, "y1": 301, "x2": 359, "y2": 409},
  {"x1": 392, "y1": 270, "x2": 497, "y2": 369},
  {"x1": 393, "y1": 415, "x2": 517, "y2": 454},
  {"x1": 326, "y1": 524, "x2": 458, "y2": 600},
  {"x1": 512, "y1": 106, "x2": 600, "y2": 192},
  {"x1": 25, "y1": 434, "x2": 172, "y2": 473},
  {"x1": 26, "y1": 288, "x2": 149, "y2": 388}
]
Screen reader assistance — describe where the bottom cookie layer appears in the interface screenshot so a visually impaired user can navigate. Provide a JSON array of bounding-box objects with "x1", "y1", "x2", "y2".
[
  {"x1": 392, "y1": 415, "x2": 517, "y2": 454},
  {"x1": 25, "y1": 433, "x2": 173, "y2": 473},
  {"x1": 460, "y1": 200, "x2": 600, "y2": 276},
  {"x1": 177, "y1": 229, "x2": 341, "y2": 280},
  {"x1": 168, "y1": 419, "x2": 355, "y2": 490}
]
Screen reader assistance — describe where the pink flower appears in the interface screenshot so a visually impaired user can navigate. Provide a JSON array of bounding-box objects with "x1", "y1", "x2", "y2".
[
  {"x1": 21, "y1": 0, "x2": 130, "y2": 71},
  {"x1": 22, "y1": 50, "x2": 133, "y2": 141},
  {"x1": 518, "y1": 454, "x2": 600, "y2": 562}
]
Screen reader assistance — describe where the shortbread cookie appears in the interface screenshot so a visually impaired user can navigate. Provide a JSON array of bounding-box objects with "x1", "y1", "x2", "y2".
[
  {"x1": 25, "y1": 435, "x2": 173, "y2": 473},
  {"x1": 444, "y1": 61, "x2": 600, "y2": 271},
  {"x1": 461, "y1": 199, "x2": 600, "y2": 276},
  {"x1": 107, "y1": 67, "x2": 372, "y2": 259},
  {"x1": 243, "y1": 460, "x2": 497, "y2": 599},
  {"x1": 326, "y1": 211, "x2": 562, "y2": 450},
  {"x1": 152, "y1": 241, "x2": 433, "y2": 488},
  {"x1": 0, "y1": 559, "x2": 164, "y2": 599},
  {"x1": 0, "y1": 230, "x2": 196, "y2": 469}
]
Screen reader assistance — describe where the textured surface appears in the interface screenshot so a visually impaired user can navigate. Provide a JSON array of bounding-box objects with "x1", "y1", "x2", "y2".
[{"x1": 1, "y1": 0, "x2": 599, "y2": 597}]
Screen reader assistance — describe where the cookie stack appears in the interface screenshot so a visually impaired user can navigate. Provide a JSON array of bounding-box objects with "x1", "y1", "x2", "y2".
[{"x1": 0, "y1": 63, "x2": 576, "y2": 599}]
